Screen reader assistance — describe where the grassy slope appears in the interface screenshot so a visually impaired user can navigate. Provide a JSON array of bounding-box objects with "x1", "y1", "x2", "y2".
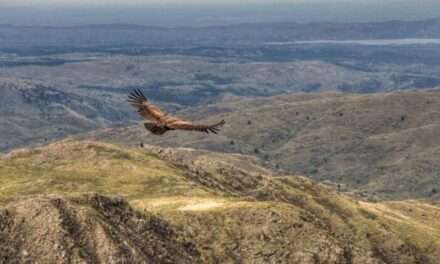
[
  {"x1": 0, "y1": 140, "x2": 213, "y2": 206},
  {"x1": 1, "y1": 140, "x2": 440, "y2": 263}
]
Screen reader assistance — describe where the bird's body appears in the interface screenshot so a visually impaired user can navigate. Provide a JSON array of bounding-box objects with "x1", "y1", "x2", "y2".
[
  {"x1": 128, "y1": 89, "x2": 225, "y2": 135},
  {"x1": 143, "y1": 122, "x2": 171, "y2": 135}
]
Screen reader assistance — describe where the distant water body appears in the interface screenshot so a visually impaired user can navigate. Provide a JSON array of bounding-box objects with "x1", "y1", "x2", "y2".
[{"x1": 265, "y1": 39, "x2": 440, "y2": 46}]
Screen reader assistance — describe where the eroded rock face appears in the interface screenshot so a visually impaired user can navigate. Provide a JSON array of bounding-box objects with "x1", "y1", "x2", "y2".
[{"x1": 0, "y1": 194, "x2": 200, "y2": 264}]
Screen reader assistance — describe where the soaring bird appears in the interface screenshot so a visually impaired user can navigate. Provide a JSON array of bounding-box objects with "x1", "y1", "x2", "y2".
[{"x1": 128, "y1": 89, "x2": 225, "y2": 135}]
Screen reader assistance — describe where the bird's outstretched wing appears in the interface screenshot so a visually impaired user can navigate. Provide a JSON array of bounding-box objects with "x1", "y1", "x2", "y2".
[
  {"x1": 128, "y1": 89, "x2": 225, "y2": 134},
  {"x1": 166, "y1": 119, "x2": 225, "y2": 134},
  {"x1": 127, "y1": 89, "x2": 169, "y2": 123}
]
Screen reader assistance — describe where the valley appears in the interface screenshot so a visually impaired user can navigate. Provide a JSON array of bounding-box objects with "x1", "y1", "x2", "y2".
[
  {"x1": 3, "y1": 19, "x2": 440, "y2": 155},
  {"x1": 3, "y1": 50, "x2": 440, "y2": 153}
]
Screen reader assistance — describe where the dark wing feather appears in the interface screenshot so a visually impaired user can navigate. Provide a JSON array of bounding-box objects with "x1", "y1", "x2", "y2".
[{"x1": 166, "y1": 119, "x2": 225, "y2": 134}]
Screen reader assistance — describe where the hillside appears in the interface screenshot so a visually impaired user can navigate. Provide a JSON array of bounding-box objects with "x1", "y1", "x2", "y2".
[
  {"x1": 0, "y1": 194, "x2": 200, "y2": 263},
  {"x1": 1, "y1": 140, "x2": 440, "y2": 263},
  {"x1": 0, "y1": 80, "x2": 130, "y2": 152},
  {"x1": 82, "y1": 90, "x2": 440, "y2": 200}
]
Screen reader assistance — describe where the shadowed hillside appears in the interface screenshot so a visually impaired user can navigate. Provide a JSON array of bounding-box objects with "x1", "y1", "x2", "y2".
[
  {"x1": 0, "y1": 194, "x2": 200, "y2": 263},
  {"x1": 81, "y1": 89, "x2": 440, "y2": 200},
  {"x1": 1, "y1": 140, "x2": 440, "y2": 263}
]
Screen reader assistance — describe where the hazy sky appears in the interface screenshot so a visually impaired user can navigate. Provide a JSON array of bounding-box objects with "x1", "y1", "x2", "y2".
[
  {"x1": 0, "y1": 0, "x2": 427, "y2": 7},
  {"x1": 0, "y1": 0, "x2": 439, "y2": 26}
]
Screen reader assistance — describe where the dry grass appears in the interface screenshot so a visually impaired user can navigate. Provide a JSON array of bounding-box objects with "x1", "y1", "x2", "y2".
[{"x1": 0, "y1": 139, "x2": 213, "y2": 206}]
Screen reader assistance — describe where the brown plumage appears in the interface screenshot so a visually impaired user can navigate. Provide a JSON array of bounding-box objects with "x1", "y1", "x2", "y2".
[{"x1": 128, "y1": 89, "x2": 225, "y2": 135}]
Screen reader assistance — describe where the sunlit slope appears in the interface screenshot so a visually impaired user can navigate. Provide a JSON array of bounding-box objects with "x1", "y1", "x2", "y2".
[
  {"x1": 1, "y1": 140, "x2": 440, "y2": 263},
  {"x1": 0, "y1": 140, "x2": 212, "y2": 205},
  {"x1": 143, "y1": 145, "x2": 440, "y2": 263},
  {"x1": 82, "y1": 90, "x2": 440, "y2": 200}
]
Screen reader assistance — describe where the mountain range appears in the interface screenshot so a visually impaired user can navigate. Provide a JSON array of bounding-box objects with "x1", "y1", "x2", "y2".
[{"x1": 1, "y1": 18, "x2": 440, "y2": 50}]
